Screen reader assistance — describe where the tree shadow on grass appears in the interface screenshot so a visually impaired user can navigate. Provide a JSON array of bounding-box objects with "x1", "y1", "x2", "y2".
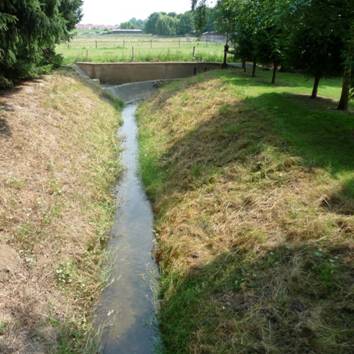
[
  {"x1": 322, "y1": 178, "x2": 354, "y2": 216},
  {"x1": 0, "y1": 101, "x2": 17, "y2": 138},
  {"x1": 153, "y1": 92, "x2": 354, "y2": 202},
  {"x1": 0, "y1": 118, "x2": 11, "y2": 137},
  {"x1": 160, "y1": 244, "x2": 354, "y2": 354},
  {"x1": 245, "y1": 92, "x2": 354, "y2": 173}
]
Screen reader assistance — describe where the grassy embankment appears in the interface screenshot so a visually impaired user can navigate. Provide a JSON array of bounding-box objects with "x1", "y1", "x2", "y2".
[
  {"x1": 137, "y1": 68, "x2": 354, "y2": 353},
  {"x1": 56, "y1": 35, "x2": 224, "y2": 64},
  {"x1": 0, "y1": 70, "x2": 121, "y2": 353}
]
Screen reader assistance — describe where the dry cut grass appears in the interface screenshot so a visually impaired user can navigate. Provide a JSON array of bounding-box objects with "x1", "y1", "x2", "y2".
[
  {"x1": 0, "y1": 69, "x2": 120, "y2": 353},
  {"x1": 137, "y1": 69, "x2": 354, "y2": 353}
]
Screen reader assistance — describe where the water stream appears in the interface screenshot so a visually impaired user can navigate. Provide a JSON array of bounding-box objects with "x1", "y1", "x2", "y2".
[{"x1": 95, "y1": 87, "x2": 160, "y2": 353}]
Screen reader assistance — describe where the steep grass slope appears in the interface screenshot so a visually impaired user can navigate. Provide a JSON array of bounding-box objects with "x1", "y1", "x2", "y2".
[
  {"x1": 138, "y1": 69, "x2": 354, "y2": 354},
  {"x1": 0, "y1": 70, "x2": 120, "y2": 353}
]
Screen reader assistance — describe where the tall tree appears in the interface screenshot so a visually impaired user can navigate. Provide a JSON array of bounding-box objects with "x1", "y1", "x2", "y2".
[
  {"x1": 193, "y1": 2, "x2": 207, "y2": 36},
  {"x1": 215, "y1": 0, "x2": 237, "y2": 37},
  {"x1": 144, "y1": 12, "x2": 160, "y2": 34},
  {"x1": 177, "y1": 11, "x2": 195, "y2": 35},
  {"x1": 192, "y1": 0, "x2": 216, "y2": 36},
  {"x1": 144, "y1": 12, "x2": 179, "y2": 35},
  {"x1": 256, "y1": 0, "x2": 288, "y2": 83},
  {"x1": 236, "y1": 0, "x2": 262, "y2": 77},
  {"x1": 156, "y1": 14, "x2": 178, "y2": 36},
  {"x1": 287, "y1": 0, "x2": 345, "y2": 98},
  {"x1": 337, "y1": 30, "x2": 353, "y2": 111},
  {"x1": 336, "y1": 1, "x2": 354, "y2": 111}
]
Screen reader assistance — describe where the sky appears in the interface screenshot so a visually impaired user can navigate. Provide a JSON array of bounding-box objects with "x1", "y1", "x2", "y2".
[{"x1": 80, "y1": 0, "x2": 193, "y2": 25}]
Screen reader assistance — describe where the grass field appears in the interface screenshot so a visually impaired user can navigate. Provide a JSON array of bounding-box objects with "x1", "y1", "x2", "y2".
[
  {"x1": 57, "y1": 34, "x2": 224, "y2": 64},
  {"x1": 137, "y1": 68, "x2": 354, "y2": 353}
]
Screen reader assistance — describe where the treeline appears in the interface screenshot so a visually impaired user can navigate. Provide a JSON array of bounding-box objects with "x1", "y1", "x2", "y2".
[
  {"x1": 200, "y1": 0, "x2": 354, "y2": 110},
  {"x1": 120, "y1": 17, "x2": 145, "y2": 30},
  {"x1": 119, "y1": 8, "x2": 216, "y2": 36},
  {"x1": 0, "y1": 0, "x2": 82, "y2": 88},
  {"x1": 144, "y1": 12, "x2": 194, "y2": 36}
]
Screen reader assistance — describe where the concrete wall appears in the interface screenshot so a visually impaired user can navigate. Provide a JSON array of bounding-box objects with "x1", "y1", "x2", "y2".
[{"x1": 76, "y1": 62, "x2": 221, "y2": 84}]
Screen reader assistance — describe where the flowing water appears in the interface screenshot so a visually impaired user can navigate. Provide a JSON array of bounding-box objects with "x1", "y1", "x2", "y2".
[{"x1": 95, "y1": 86, "x2": 160, "y2": 353}]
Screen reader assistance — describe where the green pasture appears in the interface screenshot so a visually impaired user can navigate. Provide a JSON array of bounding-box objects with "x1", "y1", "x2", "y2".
[{"x1": 57, "y1": 35, "x2": 225, "y2": 63}]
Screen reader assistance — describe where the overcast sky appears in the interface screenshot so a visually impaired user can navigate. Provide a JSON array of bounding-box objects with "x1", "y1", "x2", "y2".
[{"x1": 80, "y1": 0, "x2": 193, "y2": 25}]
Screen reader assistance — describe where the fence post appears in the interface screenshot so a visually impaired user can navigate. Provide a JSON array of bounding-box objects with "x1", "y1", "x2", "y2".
[
  {"x1": 86, "y1": 49, "x2": 89, "y2": 60},
  {"x1": 131, "y1": 46, "x2": 134, "y2": 61},
  {"x1": 179, "y1": 39, "x2": 181, "y2": 48},
  {"x1": 95, "y1": 40, "x2": 98, "y2": 49},
  {"x1": 150, "y1": 39, "x2": 153, "y2": 49},
  {"x1": 192, "y1": 46, "x2": 196, "y2": 58}
]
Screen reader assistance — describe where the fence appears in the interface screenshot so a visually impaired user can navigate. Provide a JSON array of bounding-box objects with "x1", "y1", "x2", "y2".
[
  {"x1": 65, "y1": 39, "x2": 216, "y2": 49},
  {"x1": 58, "y1": 39, "x2": 224, "y2": 64}
]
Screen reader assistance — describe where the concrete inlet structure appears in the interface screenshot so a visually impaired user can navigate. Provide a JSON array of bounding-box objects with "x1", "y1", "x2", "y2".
[{"x1": 76, "y1": 62, "x2": 222, "y2": 85}]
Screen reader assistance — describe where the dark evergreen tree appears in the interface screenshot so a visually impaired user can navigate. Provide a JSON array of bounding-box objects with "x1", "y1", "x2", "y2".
[{"x1": 0, "y1": 0, "x2": 82, "y2": 88}]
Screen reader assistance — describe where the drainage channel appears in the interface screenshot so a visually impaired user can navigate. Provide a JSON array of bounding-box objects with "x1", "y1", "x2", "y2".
[{"x1": 95, "y1": 83, "x2": 160, "y2": 353}]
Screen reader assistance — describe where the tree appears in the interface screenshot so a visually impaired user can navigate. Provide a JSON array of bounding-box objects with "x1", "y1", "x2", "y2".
[
  {"x1": 193, "y1": 2, "x2": 208, "y2": 36},
  {"x1": 203, "y1": 6, "x2": 217, "y2": 32},
  {"x1": 177, "y1": 12, "x2": 195, "y2": 35},
  {"x1": 192, "y1": 1, "x2": 217, "y2": 37},
  {"x1": 156, "y1": 14, "x2": 178, "y2": 36},
  {"x1": 0, "y1": 0, "x2": 82, "y2": 88},
  {"x1": 59, "y1": 0, "x2": 83, "y2": 34},
  {"x1": 144, "y1": 12, "x2": 177, "y2": 35},
  {"x1": 287, "y1": 0, "x2": 345, "y2": 98},
  {"x1": 235, "y1": 0, "x2": 262, "y2": 77},
  {"x1": 337, "y1": 31, "x2": 353, "y2": 111},
  {"x1": 336, "y1": 2, "x2": 354, "y2": 111},
  {"x1": 215, "y1": 0, "x2": 237, "y2": 39},
  {"x1": 256, "y1": 0, "x2": 288, "y2": 83},
  {"x1": 120, "y1": 18, "x2": 145, "y2": 29},
  {"x1": 144, "y1": 12, "x2": 160, "y2": 34},
  {"x1": 145, "y1": 12, "x2": 196, "y2": 36}
]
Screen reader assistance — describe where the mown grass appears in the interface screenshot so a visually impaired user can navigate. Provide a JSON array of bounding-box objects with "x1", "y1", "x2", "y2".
[
  {"x1": 0, "y1": 69, "x2": 121, "y2": 353},
  {"x1": 137, "y1": 68, "x2": 354, "y2": 353}
]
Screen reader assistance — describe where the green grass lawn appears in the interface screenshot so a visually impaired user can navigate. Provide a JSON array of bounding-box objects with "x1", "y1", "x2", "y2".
[
  {"x1": 229, "y1": 68, "x2": 350, "y2": 103},
  {"x1": 137, "y1": 68, "x2": 354, "y2": 353},
  {"x1": 57, "y1": 35, "x2": 224, "y2": 64}
]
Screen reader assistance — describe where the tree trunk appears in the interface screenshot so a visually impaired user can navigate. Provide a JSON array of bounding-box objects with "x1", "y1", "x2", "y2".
[
  {"x1": 311, "y1": 75, "x2": 321, "y2": 98},
  {"x1": 252, "y1": 60, "x2": 256, "y2": 77},
  {"x1": 222, "y1": 45, "x2": 228, "y2": 69},
  {"x1": 338, "y1": 64, "x2": 352, "y2": 111},
  {"x1": 338, "y1": 43, "x2": 353, "y2": 111},
  {"x1": 242, "y1": 59, "x2": 246, "y2": 72},
  {"x1": 272, "y1": 63, "x2": 278, "y2": 84}
]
